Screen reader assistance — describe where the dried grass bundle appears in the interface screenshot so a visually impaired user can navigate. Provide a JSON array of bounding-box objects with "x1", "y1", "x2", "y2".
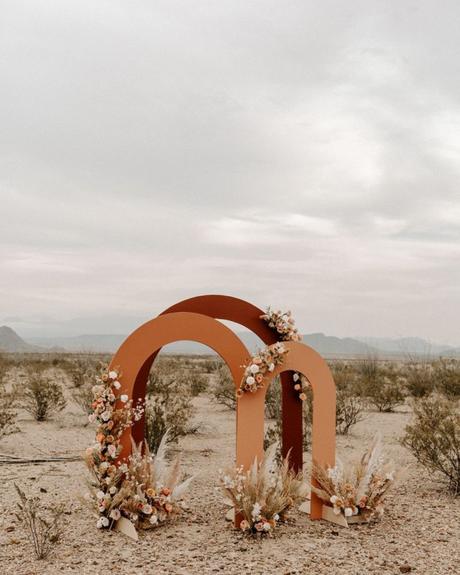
[
  {"x1": 311, "y1": 435, "x2": 395, "y2": 521},
  {"x1": 221, "y1": 445, "x2": 308, "y2": 535}
]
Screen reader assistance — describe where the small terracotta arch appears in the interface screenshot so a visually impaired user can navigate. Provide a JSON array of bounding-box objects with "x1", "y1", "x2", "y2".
[
  {"x1": 130, "y1": 294, "x2": 303, "y2": 471},
  {"x1": 238, "y1": 341, "x2": 336, "y2": 519}
]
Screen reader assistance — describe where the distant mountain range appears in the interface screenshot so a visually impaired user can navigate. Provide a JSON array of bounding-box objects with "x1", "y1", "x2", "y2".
[{"x1": 1, "y1": 325, "x2": 458, "y2": 358}]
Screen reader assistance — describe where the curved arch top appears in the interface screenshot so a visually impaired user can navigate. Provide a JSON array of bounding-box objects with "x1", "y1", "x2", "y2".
[
  {"x1": 157, "y1": 294, "x2": 304, "y2": 468},
  {"x1": 160, "y1": 294, "x2": 279, "y2": 344},
  {"x1": 110, "y1": 311, "x2": 250, "y2": 460}
]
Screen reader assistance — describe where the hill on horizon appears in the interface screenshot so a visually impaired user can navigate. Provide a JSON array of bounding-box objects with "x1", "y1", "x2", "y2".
[{"x1": 11, "y1": 327, "x2": 458, "y2": 358}]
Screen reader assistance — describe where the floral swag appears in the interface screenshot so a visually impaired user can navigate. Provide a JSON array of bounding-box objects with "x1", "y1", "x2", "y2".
[
  {"x1": 85, "y1": 368, "x2": 191, "y2": 532},
  {"x1": 238, "y1": 307, "x2": 310, "y2": 400}
]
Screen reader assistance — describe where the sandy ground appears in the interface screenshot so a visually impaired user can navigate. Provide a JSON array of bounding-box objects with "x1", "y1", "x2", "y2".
[{"x1": 0, "y1": 368, "x2": 459, "y2": 575}]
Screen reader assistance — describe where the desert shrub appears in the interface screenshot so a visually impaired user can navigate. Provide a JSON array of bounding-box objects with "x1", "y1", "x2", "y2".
[
  {"x1": 402, "y1": 395, "x2": 460, "y2": 495},
  {"x1": 335, "y1": 390, "x2": 364, "y2": 434},
  {"x1": 64, "y1": 358, "x2": 99, "y2": 388},
  {"x1": 72, "y1": 384, "x2": 93, "y2": 416},
  {"x1": 404, "y1": 362, "x2": 435, "y2": 398},
  {"x1": 358, "y1": 361, "x2": 406, "y2": 412},
  {"x1": 433, "y1": 359, "x2": 460, "y2": 399},
  {"x1": 145, "y1": 367, "x2": 198, "y2": 453},
  {"x1": 202, "y1": 358, "x2": 221, "y2": 374},
  {"x1": 212, "y1": 363, "x2": 236, "y2": 410},
  {"x1": 21, "y1": 371, "x2": 67, "y2": 421},
  {"x1": 185, "y1": 372, "x2": 208, "y2": 396},
  {"x1": 145, "y1": 394, "x2": 198, "y2": 453},
  {"x1": 0, "y1": 384, "x2": 17, "y2": 438},
  {"x1": 329, "y1": 362, "x2": 365, "y2": 434},
  {"x1": 15, "y1": 484, "x2": 63, "y2": 559},
  {"x1": 265, "y1": 377, "x2": 281, "y2": 419},
  {"x1": 356, "y1": 356, "x2": 380, "y2": 396}
]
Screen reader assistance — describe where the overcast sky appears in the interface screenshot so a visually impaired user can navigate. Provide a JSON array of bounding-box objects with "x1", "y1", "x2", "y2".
[{"x1": 1, "y1": 1, "x2": 459, "y2": 343}]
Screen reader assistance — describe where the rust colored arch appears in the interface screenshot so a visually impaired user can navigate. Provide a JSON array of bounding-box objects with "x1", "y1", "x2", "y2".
[
  {"x1": 131, "y1": 294, "x2": 303, "y2": 470},
  {"x1": 109, "y1": 312, "x2": 250, "y2": 461},
  {"x1": 237, "y1": 341, "x2": 336, "y2": 520}
]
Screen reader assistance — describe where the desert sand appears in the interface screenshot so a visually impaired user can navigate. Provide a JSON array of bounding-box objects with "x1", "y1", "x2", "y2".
[{"x1": 0, "y1": 363, "x2": 459, "y2": 575}]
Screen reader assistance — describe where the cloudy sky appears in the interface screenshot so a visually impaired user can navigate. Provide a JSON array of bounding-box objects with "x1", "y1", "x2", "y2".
[{"x1": 1, "y1": 1, "x2": 459, "y2": 343}]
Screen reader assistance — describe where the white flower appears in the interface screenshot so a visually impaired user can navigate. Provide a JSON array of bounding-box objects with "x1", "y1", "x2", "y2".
[
  {"x1": 96, "y1": 518, "x2": 104, "y2": 529},
  {"x1": 249, "y1": 364, "x2": 259, "y2": 374},
  {"x1": 344, "y1": 507, "x2": 353, "y2": 517},
  {"x1": 263, "y1": 522, "x2": 271, "y2": 531},
  {"x1": 293, "y1": 373, "x2": 299, "y2": 382},
  {"x1": 330, "y1": 495, "x2": 338, "y2": 504},
  {"x1": 96, "y1": 490, "x2": 105, "y2": 500},
  {"x1": 107, "y1": 444, "x2": 117, "y2": 458},
  {"x1": 101, "y1": 410, "x2": 111, "y2": 422},
  {"x1": 274, "y1": 513, "x2": 279, "y2": 521},
  {"x1": 110, "y1": 509, "x2": 121, "y2": 520},
  {"x1": 251, "y1": 502, "x2": 262, "y2": 519},
  {"x1": 99, "y1": 462, "x2": 109, "y2": 472},
  {"x1": 246, "y1": 376, "x2": 255, "y2": 385},
  {"x1": 120, "y1": 394, "x2": 129, "y2": 403},
  {"x1": 108, "y1": 371, "x2": 118, "y2": 380},
  {"x1": 113, "y1": 381, "x2": 121, "y2": 389},
  {"x1": 333, "y1": 506, "x2": 341, "y2": 515},
  {"x1": 109, "y1": 486, "x2": 118, "y2": 495},
  {"x1": 268, "y1": 363, "x2": 275, "y2": 372},
  {"x1": 150, "y1": 514, "x2": 158, "y2": 525}
]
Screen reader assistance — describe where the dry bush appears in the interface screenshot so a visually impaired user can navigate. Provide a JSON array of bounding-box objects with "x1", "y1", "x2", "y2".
[
  {"x1": 402, "y1": 395, "x2": 460, "y2": 495},
  {"x1": 0, "y1": 354, "x2": 17, "y2": 437},
  {"x1": 433, "y1": 359, "x2": 460, "y2": 399},
  {"x1": 72, "y1": 383, "x2": 93, "y2": 416},
  {"x1": 335, "y1": 390, "x2": 364, "y2": 434},
  {"x1": 404, "y1": 361, "x2": 435, "y2": 398},
  {"x1": 212, "y1": 363, "x2": 236, "y2": 410},
  {"x1": 184, "y1": 371, "x2": 208, "y2": 397},
  {"x1": 15, "y1": 484, "x2": 63, "y2": 559},
  {"x1": 358, "y1": 360, "x2": 406, "y2": 412},
  {"x1": 0, "y1": 385, "x2": 17, "y2": 437},
  {"x1": 21, "y1": 370, "x2": 67, "y2": 421},
  {"x1": 64, "y1": 357, "x2": 99, "y2": 388},
  {"x1": 145, "y1": 368, "x2": 198, "y2": 453},
  {"x1": 330, "y1": 363, "x2": 365, "y2": 434},
  {"x1": 202, "y1": 358, "x2": 221, "y2": 374}
]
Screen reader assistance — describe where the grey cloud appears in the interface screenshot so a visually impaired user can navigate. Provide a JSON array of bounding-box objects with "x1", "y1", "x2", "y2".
[{"x1": 0, "y1": 0, "x2": 459, "y2": 344}]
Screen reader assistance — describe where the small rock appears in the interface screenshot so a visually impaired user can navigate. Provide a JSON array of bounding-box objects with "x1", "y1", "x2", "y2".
[{"x1": 400, "y1": 565, "x2": 412, "y2": 573}]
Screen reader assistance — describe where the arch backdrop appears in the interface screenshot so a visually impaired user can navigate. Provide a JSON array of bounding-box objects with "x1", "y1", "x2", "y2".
[{"x1": 109, "y1": 295, "x2": 336, "y2": 520}]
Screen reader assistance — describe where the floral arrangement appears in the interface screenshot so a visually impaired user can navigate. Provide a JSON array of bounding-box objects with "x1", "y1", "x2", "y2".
[
  {"x1": 311, "y1": 435, "x2": 395, "y2": 521},
  {"x1": 221, "y1": 445, "x2": 308, "y2": 536},
  {"x1": 85, "y1": 367, "x2": 192, "y2": 531},
  {"x1": 238, "y1": 342, "x2": 288, "y2": 396},
  {"x1": 260, "y1": 307, "x2": 302, "y2": 342},
  {"x1": 260, "y1": 306, "x2": 310, "y2": 401}
]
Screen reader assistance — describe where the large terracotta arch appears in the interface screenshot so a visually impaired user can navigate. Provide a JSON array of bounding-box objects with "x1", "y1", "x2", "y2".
[
  {"x1": 130, "y1": 294, "x2": 303, "y2": 471},
  {"x1": 110, "y1": 312, "x2": 250, "y2": 461}
]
